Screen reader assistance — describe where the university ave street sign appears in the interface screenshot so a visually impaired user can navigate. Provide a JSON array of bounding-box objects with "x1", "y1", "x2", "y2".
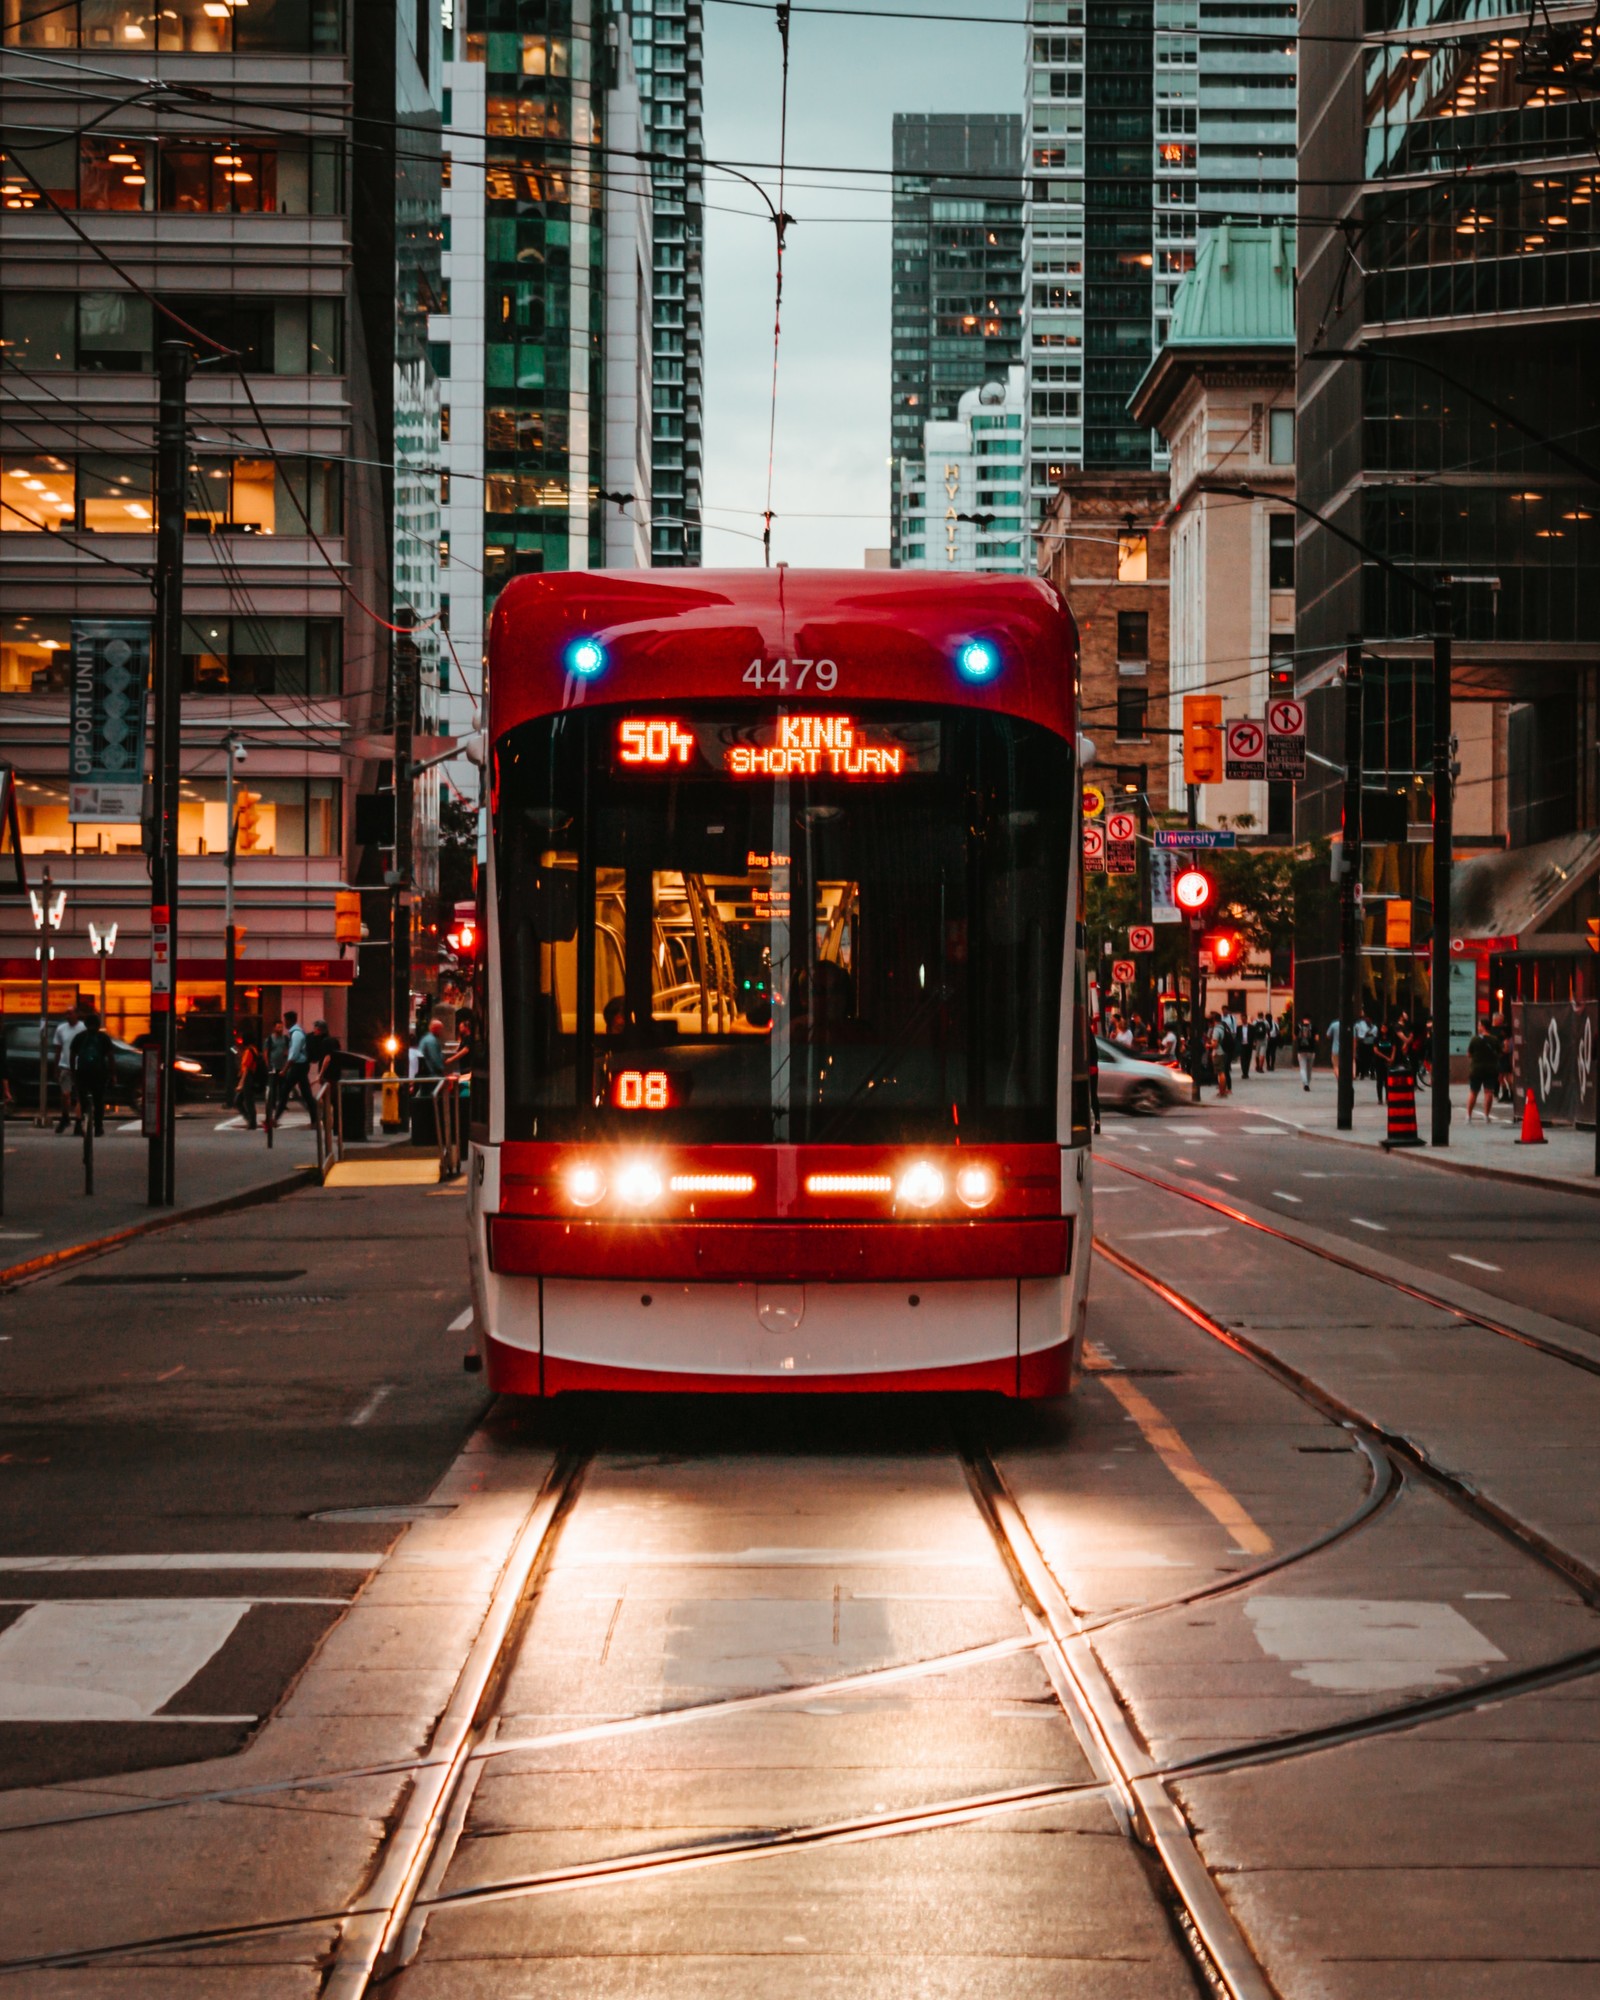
[{"x1": 1154, "y1": 829, "x2": 1237, "y2": 849}]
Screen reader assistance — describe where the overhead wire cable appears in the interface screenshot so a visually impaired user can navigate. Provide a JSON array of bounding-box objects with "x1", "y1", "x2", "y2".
[{"x1": 762, "y1": 0, "x2": 792, "y2": 566}]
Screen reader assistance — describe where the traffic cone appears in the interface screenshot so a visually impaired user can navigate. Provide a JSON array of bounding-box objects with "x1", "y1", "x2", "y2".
[
  {"x1": 1381, "y1": 1066, "x2": 1422, "y2": 1149},
  {"x1": 1515, "y1": 1088, "x2": 1548, "y2": 1146}
]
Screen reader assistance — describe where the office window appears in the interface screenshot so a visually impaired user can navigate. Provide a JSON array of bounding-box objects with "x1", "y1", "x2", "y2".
[
  {"x1": 1, "y1": 614, "x2": 72, "y2": 692},
  {"x1": 0, "y1": 294, "x2": 76, "y2": 370},
  {"x1": 0, "y1": 454, "x2": 77, "y2": 531},
  {"x1": 79, "y1": 291, "x2": 153, "y2": 369},
  {"x1": 181, "y1": 616, "x2": 341, "y2": 696},
  {"x1": 1116, "y1": 533, "x2": 1147, "y2": 582},
  {"x1": 5, "y1": 0, "x2": 342, "y2": 55},
  {"x1": 185, "y1": 456, "x2": 341, "y2": 537},
  {"x1": 1116, "y1": 686, "x2": 1149, "y2": 740},
  {"x1": 1268, "y1": 407, "x2": 1294, "y2": 464},
  {"x1": 1269, "y1": 514, "x2": 1295, "y2": 589},
  {"x1": 79, "y1": 454, "x2": 154, "y2": 530},
  {"x1": 1116, "y1": 609, "x2": 1149, "y2": 658}
]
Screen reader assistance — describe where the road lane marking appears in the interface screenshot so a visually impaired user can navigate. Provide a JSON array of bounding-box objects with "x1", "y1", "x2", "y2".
[
  {"x1": 448, "y1": 1307, "x2": 475, "y2": 1333},
  {"x1": 1096, "y1": 1372, "x2": 1272, "y2": 1555},
  {"x1": 0, "y1": 1600, "x2": 251, "y2": 1722},
  {"x1": 1122, "y1": 1227, "x2": 1229, "y2": 1240},
  {"x1": 1173, "y1": 1157, "x2": 1197, "y2": 1166},
  {"x1": 1351, "y1": 1217, "x2": 1388, "y2": 1232},
  {"x1": 349, "y1": 1383, "x2": 395, "y2": 1427},
  {"x1": 1215, "y1": 1172, "x2": 1239, "y2": 1182},
  {"x1": 0, "y1": 1554, "x2": 386, "y2": 1572},
  {"x1": 1271, "y1": 1191, "x2": 1302, "y2": 1203},
  {"x1": 1240, "y1": 1125, "x2": 1288, "y2": 1135},
  {"x1": 1451, "y1": 1255, "x2": 1502, "y2": 1273}
]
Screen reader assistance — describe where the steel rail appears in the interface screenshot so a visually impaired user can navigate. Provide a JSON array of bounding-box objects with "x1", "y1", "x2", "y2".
[
  {"x1": 320, "y1": 1444, "x2": 590, "y2": 1996},
  {"x1": 1103, "y1": 1155, "x2": 1600, "y2": 1381}
]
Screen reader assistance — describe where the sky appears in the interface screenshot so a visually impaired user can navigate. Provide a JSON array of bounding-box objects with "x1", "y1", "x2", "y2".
[{"x1": 699, "y1": 0, "x2": 1025, "y2": 570}]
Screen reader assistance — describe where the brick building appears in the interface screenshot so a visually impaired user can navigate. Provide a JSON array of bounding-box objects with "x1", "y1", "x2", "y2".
[{"x1": 1037, "y1": 471, "x2": 1170, "y2": 815}]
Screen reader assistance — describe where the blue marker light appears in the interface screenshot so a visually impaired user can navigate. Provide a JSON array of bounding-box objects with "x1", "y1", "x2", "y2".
[
  {"x1": 958, "y1": 640, "x2": 998, "y2": 681},
  {"x1": 568, "y1": 637, "x2": 607, "y2": 678}
]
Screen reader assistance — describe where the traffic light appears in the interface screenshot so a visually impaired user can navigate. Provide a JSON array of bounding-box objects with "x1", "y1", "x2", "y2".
[
  {"x1": 1588, "y1": 918, "x2": 1599, "y2": 953},
  {"x1": 233, "y1": 787, "x2": 262, "y2": 854},
  {"x1": 1204, "y1": 930, "x2": 1240, "y2": 968},
  {"x1": 334, "y1": 890, "x2": 362, "y2": 944},
  {"x1": 1182, "y1": 695, "x2": 1223, "y2": 785},
  {"x1": 446, "y1": 900, "x2": 479, "y2": 960},
  {"x1": 1174, "y1": 866, "x2": 1214, "y2": 914}
]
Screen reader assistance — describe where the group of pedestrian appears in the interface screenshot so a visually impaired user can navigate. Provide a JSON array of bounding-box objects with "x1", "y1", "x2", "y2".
[
  {"x1": 227, "y1": 1010, "x2": 343, "y2": 1130},
  {"x1": 49, "y1": 1001, "x2": 113, "y2": 1138}
]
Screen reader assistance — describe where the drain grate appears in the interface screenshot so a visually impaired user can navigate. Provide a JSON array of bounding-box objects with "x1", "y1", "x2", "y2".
[{"x1": 235, "y1": 1294, "x2": 342, "y2": 1307}]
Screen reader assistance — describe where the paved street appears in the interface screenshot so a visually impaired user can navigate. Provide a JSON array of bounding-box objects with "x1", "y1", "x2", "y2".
[{"x1": 1, "y1": 1125, "x2": 1598, "y2": 1995}]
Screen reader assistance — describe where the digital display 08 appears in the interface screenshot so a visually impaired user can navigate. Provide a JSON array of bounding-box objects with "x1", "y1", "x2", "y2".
[
  {"x1": 609, "y1": 1068, "x2": 679, "y2": 1110},
  {"x1": 614, "y1": 714, "x2": 939, "y2": 780}
]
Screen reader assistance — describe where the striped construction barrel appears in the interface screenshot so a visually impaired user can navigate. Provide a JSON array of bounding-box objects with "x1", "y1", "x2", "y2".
[{"x1": 1381, "y1": 1066, "x2": 1422, "y2": 1149}]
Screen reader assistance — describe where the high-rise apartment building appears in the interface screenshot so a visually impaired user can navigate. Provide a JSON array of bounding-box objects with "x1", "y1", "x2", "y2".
[
  {"x1": 897, "y1": 365, "x2": 1029, "y2": 573},
  {"x1": 1294, "y1": 0, "x2": 1599, "y2": 1032},
  {"x1": 0, "y1": 0, "x2": 444, "y2": 1054},
  {"x1": 628, "y1": 0, "x2": 703, "y2": 566},
  {"x1": 1024, "y1": 0, "x2": 1294, "y2": 511},
  {"x1": 889, "y1": 114, "x2": 1024, "y2": 566},
  {"x1": 432, "y1": 0, "x2": 655, "y2": 764}
]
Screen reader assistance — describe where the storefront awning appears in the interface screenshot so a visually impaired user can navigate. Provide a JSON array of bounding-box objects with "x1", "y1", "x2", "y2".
[
  {"x1": 0, "y1": 957, "x2": 355, "y2": 984},
  {"x1": 1451, "y1": 830, "x2": 1600, "y2": 945}
]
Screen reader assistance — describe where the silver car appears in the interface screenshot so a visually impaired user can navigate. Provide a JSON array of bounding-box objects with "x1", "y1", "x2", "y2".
[{"x1": 1095, "y1": 1036, "x2": 1197, "y2": 1114}]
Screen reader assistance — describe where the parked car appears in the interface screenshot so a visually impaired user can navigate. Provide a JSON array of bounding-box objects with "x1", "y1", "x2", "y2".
[
  {"x1": 3, "y1": 1018, "x2": 149, "y2": 1111},
  {"x1": 1095, "y1": 1036, "x2": 1197, "y2": 1114}
]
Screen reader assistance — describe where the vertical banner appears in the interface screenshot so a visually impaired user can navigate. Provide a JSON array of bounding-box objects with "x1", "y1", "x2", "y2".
[
  {"x1": 1515, "y1": 1001, "x2": 1598, "y2": 1126},
  {"x1": 69, "y1": 619, "x2": 150, "y2": 823}
]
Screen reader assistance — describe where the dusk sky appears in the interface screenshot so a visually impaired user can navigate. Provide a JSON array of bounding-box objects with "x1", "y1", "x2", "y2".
[{"x1": 699, "y1": 0, "x2": 1025, "y2": 570}]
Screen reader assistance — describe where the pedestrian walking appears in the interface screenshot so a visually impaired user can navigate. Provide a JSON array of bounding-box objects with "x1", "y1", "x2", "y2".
[
  {"x1": 234, "y1": 1033, "x2": 263, "y2": 1129},
  {"x1": 1325, "y1": 1015, "x2": 1343, "y2": 1067},
  {"x1": 1372, "y1": 1019, "x2": 1397, "y2": 1103},
  {"x1": 52, "y1": 1002, "x2": 84, "y2": 1133},
  {"x1": 1294, "y1": 1017, "x2": 1317, "y2": 1090},
  {"x1": 1264, "y1": 1013, "x2": 1281, "y2": 1071},
  {"x1": 276, "y1": 1010, "x2": 315, "y2": 1120},
  {"x1": 1465, "y1": 1017, "x2": 1502, "y2": 1121},
  {"x1": 1211, "y1": 1014, "x2": 1234, "y2": 1097},
  {"x1": 264, "y1": 1016, "x2": 288, "y2": 1114},
  {"x1": 71, "y1": 1008, "x2": 112, "y2": 1137}
]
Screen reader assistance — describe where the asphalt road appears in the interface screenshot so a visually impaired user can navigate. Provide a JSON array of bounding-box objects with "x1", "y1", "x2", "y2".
[
  {"x1": 1097, "y1": 1097, "x2": 1600, "y2": 1338},
  {"x1": 0, "y1": 1175, "x2": 482, "y2": 1789}
]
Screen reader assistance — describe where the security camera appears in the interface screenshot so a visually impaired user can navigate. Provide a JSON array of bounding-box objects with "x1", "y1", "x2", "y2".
[{"x1": 231, "y1": 740, "x2": 248, "y2": 765}]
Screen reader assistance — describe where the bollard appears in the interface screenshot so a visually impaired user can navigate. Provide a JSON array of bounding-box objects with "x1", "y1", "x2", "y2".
[{"x1": 1381, "y1": 1065, "x2": 1423, "y2": 1150}]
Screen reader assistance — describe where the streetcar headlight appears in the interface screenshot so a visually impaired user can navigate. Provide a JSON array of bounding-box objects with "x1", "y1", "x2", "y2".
[
  {"x1": 957, "y1": 639, "x2": 998, "y2": 682},
  {"x1": 955, "y1": 1162, "x2": 997, "y2": 1209},
  {"x1": 567, "y1": 636, "x2": 607, "y2": 679},
  {"x1": 566, "y1": 1163, "x2": 606, "y2": 1208},
  {"x1": 615, "y1": 1159, "x2": 664, "y2": 1207},
  {"x1": 897, "y1": 1160, "x2": 945, "y2": 1209}
]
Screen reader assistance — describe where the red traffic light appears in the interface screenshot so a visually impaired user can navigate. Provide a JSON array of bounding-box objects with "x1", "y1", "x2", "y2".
[
  {"x1": 446, "y1": 899, "x2": 479, "y2": 958},
  {"x1": 1174, "y1": 867, "x2": 1214, "y2": 913},
  {"x1": 1205, "y1": 931, "x2": 1239, "y2": 965}
]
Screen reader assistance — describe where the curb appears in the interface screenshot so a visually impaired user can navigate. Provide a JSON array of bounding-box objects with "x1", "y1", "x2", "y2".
[
  {"x1": 1236, "y1": 1107, "x2": 1600, "y2": 1203},
  {"x1": 0, "y1": 1164, "x2": 319, "y2": 1289}
]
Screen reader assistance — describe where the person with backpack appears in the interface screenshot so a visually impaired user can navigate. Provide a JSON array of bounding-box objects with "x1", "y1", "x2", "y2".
[
  {"x1": 1466, "y1": 1017, "x2": 1503, "y2": 1122},
  {"x1": 1294, "y1": 1018, "x2": 1317, "y2": 1090},
  {"x1": 71, "y1": 1008, "x2": 113, "y2": 1137},
  {"x1": 1371, "y1": 1018, "x2": 1398, "y2": 1103},
  {"x1": 233, "y1": 1032, "x2": 263, "y2": 1130}
]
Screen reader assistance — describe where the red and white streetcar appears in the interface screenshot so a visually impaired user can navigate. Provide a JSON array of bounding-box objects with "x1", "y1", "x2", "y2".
[{"x1": 466, "y1": 568, "x2": 1093, "y2": 1395}]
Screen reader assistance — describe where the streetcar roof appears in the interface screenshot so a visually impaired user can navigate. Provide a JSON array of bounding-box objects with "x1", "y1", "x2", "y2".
[{"x1": 488, "y1": 568, "x2": 1077, "y2": 741}]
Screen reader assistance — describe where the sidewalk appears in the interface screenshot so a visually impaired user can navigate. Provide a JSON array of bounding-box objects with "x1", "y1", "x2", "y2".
[
  {"x1": 1198, "y1": 1060, "x2": 1600, "y2": 1192},
  {"x1": 0, "y1": 1108, "x2": 320, "y2": 1279}
]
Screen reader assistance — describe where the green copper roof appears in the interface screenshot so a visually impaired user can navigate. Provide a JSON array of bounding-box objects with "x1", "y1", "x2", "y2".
[{"x1": 1166, "y1": 222, "x2": 1295, "y2": 348}]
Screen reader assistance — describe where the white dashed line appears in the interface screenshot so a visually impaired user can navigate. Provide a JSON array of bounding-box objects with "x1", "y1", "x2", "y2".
[
  {"x1": 1271, "y1": 1191, "x2": 1303, "y2": 1203},
  {"x1": 348, "y1": 1383, "x2": 396, "y2": 1428},
  {"x1": 1351, "y1": 1217, "x2": 1388, "y2": 1232},
  {"x1": 1450, "y1": 1254, "x2": 1502, "y2": 1273},
  {"x1": 1123, "y1": 1227, "x2": 1230, "y2": 1241}
]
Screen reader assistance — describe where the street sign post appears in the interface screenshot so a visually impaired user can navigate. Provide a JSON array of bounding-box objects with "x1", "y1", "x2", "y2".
[
  {"x1": 1105, "y1": 808, "x2": 1137, "y2": 875},
  {"x1": 1224, "y1": 717, "x2": 1266, "y2": 782},
  {"x1": 1082, "y1": 823, "x2": 1106, "y2": 873},
  {"x1": 1154, "y1": 828, "x2": 1237, "y2": 850},
  {"x1": 1129, "y1": 925, "x2": 1155, "y2": 952},
  {"x1": 1266, "y1": 696, "x2": 1307, "y2": 781},
  {"x1": 1112, "y1": 959, "x2": 1136, "y2": 985}
]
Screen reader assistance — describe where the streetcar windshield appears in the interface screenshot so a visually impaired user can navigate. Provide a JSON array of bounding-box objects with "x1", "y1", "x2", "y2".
[{"x1": 495, "y1": 703, "x2": 1073, "y2": 1144}]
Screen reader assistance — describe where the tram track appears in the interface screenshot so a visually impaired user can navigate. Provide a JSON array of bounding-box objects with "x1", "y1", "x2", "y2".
[{"x1": 8, "y1": 1230, "x2": 1600, "y2": 1992}]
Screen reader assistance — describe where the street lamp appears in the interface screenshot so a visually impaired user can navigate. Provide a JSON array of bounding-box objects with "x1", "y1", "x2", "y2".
[
  {"x1": 88, "y1": 921, "x2": 119, "y2": 1023},
  {"x1": 29, "y1": 869, "x2": 66, "y2": 1126}
]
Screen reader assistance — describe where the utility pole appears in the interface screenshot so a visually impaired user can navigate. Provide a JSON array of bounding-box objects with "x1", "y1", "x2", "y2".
[
  {"x1": 1430, "y1": 579, "x2": 1453, "y2": 1148},
  {"x1": 32, "y1": 865, "x2": 63, "y2": 1126},
  {"x1": 1135, "y1": 761, "x2": 1152, "y2": 1038},
  {"x1": 1185, "y1": 781, "x2": 1203, "y2": 1082},
  {"x1": 1337, "y1": 637, "x2": 1363, "y2": 1132},
  {"x1": 391, "y1": 610, "x2": 418, "y2": 1055},
  {"x1": 147, "y1": 338, "x2": 191, "y2": 1207},
  {"x1": 224, "y1": 730, "x2": 239, "y2": 1100}
]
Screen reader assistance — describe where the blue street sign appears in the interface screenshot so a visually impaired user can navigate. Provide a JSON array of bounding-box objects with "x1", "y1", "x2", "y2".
[{"x1": 1153, "y1": 829, "x2": 1237, "y2": 849}]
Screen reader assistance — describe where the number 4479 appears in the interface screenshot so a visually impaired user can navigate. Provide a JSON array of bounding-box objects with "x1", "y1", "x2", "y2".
[{"x1": 743, "y1": 657, "x2": 838, "y2": 693}]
